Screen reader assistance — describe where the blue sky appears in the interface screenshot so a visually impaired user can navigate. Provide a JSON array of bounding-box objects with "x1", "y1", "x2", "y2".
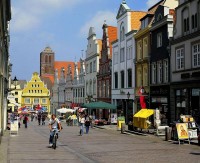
[{"x1": 10, "y1": 0, "x2": 160, "y2": 80}]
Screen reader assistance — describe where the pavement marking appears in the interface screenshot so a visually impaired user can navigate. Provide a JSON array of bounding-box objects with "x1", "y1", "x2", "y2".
[{"x1": 30, "y1": 123, "x2": 97, "y2": 163}]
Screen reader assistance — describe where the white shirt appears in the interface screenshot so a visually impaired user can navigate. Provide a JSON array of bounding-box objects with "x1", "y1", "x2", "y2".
[{"x1": 49, "y1": 118, "x2": 60, "y2": 129}]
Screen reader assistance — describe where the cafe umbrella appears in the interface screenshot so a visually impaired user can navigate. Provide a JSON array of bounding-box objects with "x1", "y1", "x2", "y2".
[{"x1": 82, "y1": 101, "x2": 116, "y2": 110}]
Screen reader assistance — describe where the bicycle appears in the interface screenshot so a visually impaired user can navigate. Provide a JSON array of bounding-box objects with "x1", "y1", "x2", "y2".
[{"x1": 52, "y1": 129, "x2": 58, "y2": 149}]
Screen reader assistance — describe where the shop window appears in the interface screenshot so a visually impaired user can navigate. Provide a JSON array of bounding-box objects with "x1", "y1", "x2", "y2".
[
  {"x1": 127, "y1": 69, "x2": 132, "y2": 88},
  {"x1": 121, "y1": 71, "x2": 124, "y2": 88},
  {"x1": 114, "y1": 72, "x2": 118, "y2": 89}
]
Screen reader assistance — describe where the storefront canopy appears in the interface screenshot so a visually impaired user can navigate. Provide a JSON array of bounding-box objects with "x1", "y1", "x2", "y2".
[
  {"x1": 82, "y1": 101, "x2": 116, "y2": 110},
  {"x1": 133, "y1": 109, "x2": 154, "y2": 119}
]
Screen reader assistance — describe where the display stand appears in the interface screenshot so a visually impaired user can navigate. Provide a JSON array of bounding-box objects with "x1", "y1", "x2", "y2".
[{"x1": 10, "y1": 120, "x2": 18, "y2": 135}]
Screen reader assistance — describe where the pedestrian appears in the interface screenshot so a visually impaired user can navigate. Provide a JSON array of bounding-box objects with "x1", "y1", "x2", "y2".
[
  {"x1": 79, "y1": 113, "x2": 85, "y2": 136},
  {"x1": 23, "y1": 115, "x2": 28, "y2": 128},
  {"x1": 17, "y1": 114, "x2": 21, "y2": 128},
  {"x1": 38, "y1": 113, "x2": 41, "y2": 125},
  {"x1": 42, "y1": 113, "x2": 46, "y2": 125},
  {"x1": 31, "y1": 113, "x2": 34, "y2": 121},
  {"x1": 85, "y1": 115, "x2": 90, "y2": 134}
]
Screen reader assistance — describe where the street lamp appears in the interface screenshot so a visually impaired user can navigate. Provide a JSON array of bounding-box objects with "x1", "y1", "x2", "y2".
[{"x1": 5, "y1": 76, "x2": 18, "y2": 93}]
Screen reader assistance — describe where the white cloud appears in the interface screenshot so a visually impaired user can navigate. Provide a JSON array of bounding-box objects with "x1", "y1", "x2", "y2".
[
  {"x1": 80, "y1": 11, "x2": 116, "y2": 38},
  {"x1": 146, "y1": 0, "x2": 160, "y2": 8},
  {"x1": 11, "y1": 0, "x2": 86, "y2": 32}
]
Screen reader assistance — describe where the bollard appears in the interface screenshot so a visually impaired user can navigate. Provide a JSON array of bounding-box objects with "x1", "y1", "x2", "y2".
[{"x1": 121, "y1": 123, "x2": 125, "y2": 134}]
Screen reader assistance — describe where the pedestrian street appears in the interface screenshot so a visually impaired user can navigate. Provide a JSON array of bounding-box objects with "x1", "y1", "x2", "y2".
[{"x1": 1, "y1": 120, "x2": 199, "y2": 163}]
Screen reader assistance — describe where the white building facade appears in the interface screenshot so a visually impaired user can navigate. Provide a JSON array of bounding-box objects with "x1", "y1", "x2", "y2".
[
  {"x1": 85, "y1": 27, "x2": 102, "y2": 102},
  {"x1": 111, "y1": 1, "x2": 146, "y2": 123}
]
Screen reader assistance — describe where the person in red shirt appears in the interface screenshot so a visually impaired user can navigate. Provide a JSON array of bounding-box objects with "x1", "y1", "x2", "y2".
[{"x1": 23, "y1": 115, "x2": 29, "y2": 128}]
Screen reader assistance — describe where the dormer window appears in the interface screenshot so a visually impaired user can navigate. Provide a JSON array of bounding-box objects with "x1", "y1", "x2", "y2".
[{"x1": 120, "y1": 22, "x2": 125, "y2": 41}]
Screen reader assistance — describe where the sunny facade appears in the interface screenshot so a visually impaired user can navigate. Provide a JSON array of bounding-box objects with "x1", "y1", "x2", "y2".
[
  {"x1": 112, "y1": 1, "x2": 146, "y2": 123},
  {"x1": 85, "y1": 27, "x2": 102, "y2": 102},
  {"x1": 21, "y1": 72, "x2": 50, "y2": 113},
  {"x1": 134, "y1": 1, "x2": 165, "y2": 112},
  {"x1": 170, "y1": 0, "x2": 200, "y2": 123}
]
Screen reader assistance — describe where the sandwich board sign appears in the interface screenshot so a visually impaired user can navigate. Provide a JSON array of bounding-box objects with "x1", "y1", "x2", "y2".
[
  {"x1": 10, "y1": 120, "x2": 18, "y2": 135},
  {"x1": 176, "y1": 123, "x2": 190, "y2": 145}
]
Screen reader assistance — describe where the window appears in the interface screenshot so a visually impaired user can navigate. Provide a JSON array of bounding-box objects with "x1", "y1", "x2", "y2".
[
  {"x1": 15, "y1": 92, "x2": 18, "y2": 95},
  {"x1": 106, "y1": 80, "x2": 110, "y2": 97},
  {"x1": 137, "y1": 41, "x2": 142, "y2": 59},
  {"x1": 25, "y1": 98, "x2": 30, "y2": 104},
  {"x1": 90, "y1": 62, "x2": 92, "y2": 73},
  {"x1": 182, "y1": 8, "x2": 189, "y2": 34},
  {"x1": 86, "y1": 64, "x2": 88, "y2": 74},
  {"x1": 34, "y1": 98, "x2": 39, "y2": 104},
  {"x1": 120, "y1": 48, "x2": 125, "y2": 62},
  {"x1": 93, "y1": 80, "x2": 96, "y2": 95},
  {"x1": 121, "y1": 71, "x2": 124, "y2": 88},
  {"x1": 164, "y1": 60, "x2": 168, "y2": 83},
  {"x1": 152, "y1": 63, "x2": 156, "y2": 84},
  {"x1": 157, "y1": 33, "x2": 162, "y2": 48},
  {"x1": 120, "y1": 23, "x2": 125, "y2": 41},
  {"x1": 176, "y1": 48, "x2": 184, "y2": 70},
  {"x1": 127, "y1": 69, "x2": 132, "y2": 88},
  {"x1": 158, "y1": 62, "x2": 162, "y2": 83},
  {"x1": 143, "y1": 67, "x2": 148, "y2": 86},
  {"x1": 114, "y1": 72, "x2": 118, "y2": 89},
  {"x1": 143, "y1": 38, "x2": 148, "y2": 57},
  {"x1": 192, "y1": 43, "x2": 200, "y2": 68},
  {"x1": 137, "y1": 69, "x2": 142, "y2": 87},
  {"x1": 192, "y1": 14, "x2": 198, "y2": 29},
  {"x1": 103, "y1": 81, "x2": 105, "y2": 97},
  {"x1": 93, "y1": 60, "x2": 96, "y2": 72},
  {"x1": 114, "y1": 52, "x2": 118, "y2": 64},
  {"x1": 42, "y1": 98, "x2": 47, "y2": 104},
  {"x1": 127, "y1": 46, "x2": 132, "y2": 60},
  {"x1": 99, "y1": 81, "x2": 102, "y2": 97}
]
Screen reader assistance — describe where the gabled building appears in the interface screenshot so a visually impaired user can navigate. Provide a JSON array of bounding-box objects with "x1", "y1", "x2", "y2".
[
  {"x1": 8, "y1": 80, "x2": 26, "y2": 112},
  {"x1": 170, "y1": 0, "x2": 200, "y2": 124},
  {"x1": 134, "y1": 0, "x2": 164, "y2": 112},
  {"x1": 72, "y1": 60, "x2": 84, "y2": 106},
  {"x1": 21, "y1": 72, "x2": 50, "y2": 113},
  {"x1": 112, "y1": 1, "x2": 146, "y2": 123},
  {"x1": 65, "y1": 64, "x2": 73, "y2": 108},
  {"x1": 85, "y1": 27, "x2": 102, "y2": 103},
  {"x1": 149, "y1": 0, "x2": 178, "y2": 125},
  {"x1": 97, "y1": 23, "x2": 117, "y2": 120}
]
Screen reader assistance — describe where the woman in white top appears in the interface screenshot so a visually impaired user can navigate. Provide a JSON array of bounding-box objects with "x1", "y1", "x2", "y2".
[{"x1": 79, "y1": 114, "x2": 85, "y2": 136}]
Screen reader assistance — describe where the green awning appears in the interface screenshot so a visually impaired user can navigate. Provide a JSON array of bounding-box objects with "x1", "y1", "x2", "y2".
[{"x1": 82, "y1": 101, "x2": 116, "y2": 110}]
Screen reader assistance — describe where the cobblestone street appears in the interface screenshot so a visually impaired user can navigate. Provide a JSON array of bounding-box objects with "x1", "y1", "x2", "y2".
[{"x1": 0, "y1": 120, "x2": 199, "y2": 163}]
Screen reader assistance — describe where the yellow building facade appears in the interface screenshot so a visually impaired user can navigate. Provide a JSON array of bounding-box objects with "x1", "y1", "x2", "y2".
[
  {"x1": 21, "y1": 72, "x2": 50, "y2": 113},
  {"x1": 8, "y1": 80, "x2": 26, "y2": 112}
]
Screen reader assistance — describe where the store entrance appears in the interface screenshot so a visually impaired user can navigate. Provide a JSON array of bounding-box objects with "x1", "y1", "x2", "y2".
[{"x1": 191, "y1": 89, "x2": 200, "y2": 125}]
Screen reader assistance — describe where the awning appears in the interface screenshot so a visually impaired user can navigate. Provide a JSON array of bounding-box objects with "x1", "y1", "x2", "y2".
[
  {"x1": 82, "y1": 101, "x2": 116, "y2": 110},
  {"x1": 133, "y1": 109, "x2": 154, "y2": 119}
]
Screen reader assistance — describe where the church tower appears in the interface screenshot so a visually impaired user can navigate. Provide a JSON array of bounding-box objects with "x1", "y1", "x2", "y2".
[{"x1": 40, "y1": 46, "x2": 55, "y2": 76}]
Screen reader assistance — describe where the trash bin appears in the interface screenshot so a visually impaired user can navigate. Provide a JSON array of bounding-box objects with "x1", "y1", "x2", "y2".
[{"x1": 165, "y1": 127, "x2": 172, "y2": 141}]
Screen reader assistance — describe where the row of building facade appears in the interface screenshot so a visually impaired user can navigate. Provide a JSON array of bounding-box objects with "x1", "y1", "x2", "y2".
[
  {"x1": 3, "y1": 0, "x2": 200, "y2": 136},
  {"x1": 38, "y1": 0, "x2": 200, "y2": 125}
]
